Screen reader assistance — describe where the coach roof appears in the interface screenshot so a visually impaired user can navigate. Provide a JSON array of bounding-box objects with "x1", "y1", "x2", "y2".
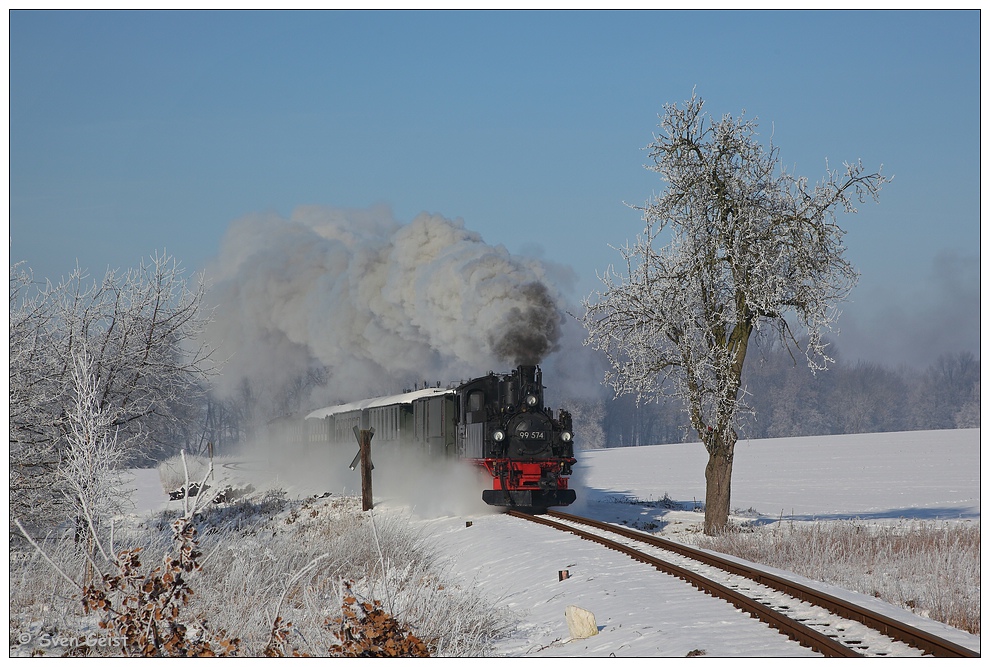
[{"x1": 305, "y1": 387, "x2": 456, "y2": 420}]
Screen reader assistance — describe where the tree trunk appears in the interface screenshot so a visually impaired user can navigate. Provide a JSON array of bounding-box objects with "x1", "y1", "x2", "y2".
[{"x1": 703, "y1": 432, "x2": 736, "y2": 535}]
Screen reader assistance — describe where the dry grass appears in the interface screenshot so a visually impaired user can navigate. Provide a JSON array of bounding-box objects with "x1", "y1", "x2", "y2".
[
  {"x1": 10, "y1": 490, "x2": 514, "y2": 657},
  {"x1": 686, "y1": 519, "x2": 980, "y2": 635}
]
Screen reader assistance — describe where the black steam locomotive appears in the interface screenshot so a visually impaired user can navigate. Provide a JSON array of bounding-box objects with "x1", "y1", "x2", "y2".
[{"x1": 302, "y1": 365, "x2": 576, "y2": 509}]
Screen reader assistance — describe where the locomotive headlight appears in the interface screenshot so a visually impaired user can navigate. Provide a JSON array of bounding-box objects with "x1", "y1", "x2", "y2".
[
  {"x1": 492, "y1": 429, "x2": 506, "y2": 442},
  {"x1": 560, "y1": 431, "x2": 572, "y2": 442},
  {"x1": 525, "y1": 394, "x2": 538, "y2": 407}
]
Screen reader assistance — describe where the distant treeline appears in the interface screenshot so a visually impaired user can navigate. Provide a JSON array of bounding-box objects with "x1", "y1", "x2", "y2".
[{"x1": 586, "y1": 349, "x2": 980, "y2": 448}]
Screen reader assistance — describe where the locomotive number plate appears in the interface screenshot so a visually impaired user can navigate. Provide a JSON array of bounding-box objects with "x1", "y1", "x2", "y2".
[{"x1": 517, "y1": 431, "x2": 546, "y2": 440}]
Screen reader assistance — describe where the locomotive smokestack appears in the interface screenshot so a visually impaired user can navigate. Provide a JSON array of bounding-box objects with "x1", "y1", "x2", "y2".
[{"x1": 518, "y1": 364, "x2": 539, "y2": 387}]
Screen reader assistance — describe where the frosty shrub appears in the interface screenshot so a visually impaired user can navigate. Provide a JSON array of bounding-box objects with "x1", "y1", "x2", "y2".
[
  {"x1": 181, "y1": 494, "x2": 513, "y2": 656},
  {"x1": 11, "y1": 488, "x2": 512, "y2": 657},
  {"x1": 10, "y1": 532, "x2": 92, "y2": 650},
  {"x1": 11, "y1": 456, "x2": 237, "y2": 657},
  {"x1": 80, "y1": 517, "x2": 242, "y2": 656},
  {"x1": 323, "y1": 580, "x2": 430, "y2": 657},
  {"x1": 687, "y1": 519, "x2": 980, "y2": 634}
]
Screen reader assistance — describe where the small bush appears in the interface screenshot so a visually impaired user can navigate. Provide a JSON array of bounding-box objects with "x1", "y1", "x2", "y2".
[
  {"x1": 326, "y1": 582, "x2": 430, "y2": 657},
  {"x1": 81, "y1": 517, "x2": 241, "y2": 657}
]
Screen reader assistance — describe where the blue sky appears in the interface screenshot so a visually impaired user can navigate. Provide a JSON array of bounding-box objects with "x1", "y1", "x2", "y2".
[{"x1": 9, "y1": 9, "x2": 981, "y2": 368}]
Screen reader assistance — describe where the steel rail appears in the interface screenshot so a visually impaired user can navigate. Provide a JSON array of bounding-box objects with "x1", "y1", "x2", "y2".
[
  {"x1": 545, "y1": 509, "x2": 979, "y2": 658},
  {"x1": 508, "y1": 509, "x2": 860, "y2": 657}
]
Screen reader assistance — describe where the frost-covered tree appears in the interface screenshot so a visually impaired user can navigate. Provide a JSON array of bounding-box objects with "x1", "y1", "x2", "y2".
[
  {"x1": 59, "y1": 346, "x2": 128, "y2": 580},
  {"x1": 582, "y1": 93, "x2": 887, "y2": 534},
  {"x1": 910, "y1": 351, "x2": 980, "y2": 430},
  {"x1": 829, "y1": 361, "x2": 909, "y2": 435},
  {"x1": 560, "y1": 399, "x2": 606, "y2": 450},
  {"x1": 953, "y1": 380, "x2": 980, "y2": 429},
  {"x1": 9, "y1": 252, "x2": 216, "y2": 536}
]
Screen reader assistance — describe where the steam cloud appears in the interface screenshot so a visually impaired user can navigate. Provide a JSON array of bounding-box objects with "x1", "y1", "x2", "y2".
[
  {"x1": 837, "y1": 250, "x2": 980, "y2": 369},
  {"x1": 205, "y1": 205, "x2": 564, "y2": 405}
]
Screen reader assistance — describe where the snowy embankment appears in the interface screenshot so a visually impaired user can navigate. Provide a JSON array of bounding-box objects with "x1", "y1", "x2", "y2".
[{"x1": 118, "y1": 429, "x2": 980, "y2": 657}]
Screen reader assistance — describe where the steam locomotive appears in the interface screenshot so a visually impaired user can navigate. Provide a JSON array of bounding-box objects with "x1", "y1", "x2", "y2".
[{"x1": 302, "y1": 365, "x2": 576, "y2": 509}]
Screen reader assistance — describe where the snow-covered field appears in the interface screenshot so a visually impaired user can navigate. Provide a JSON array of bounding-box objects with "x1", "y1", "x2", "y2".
[
  {"x1": 571, "y1": 428, "x2": 980, "y2": 529},
  {"x1": 125, "y1": 429, "x2": 980, "y2": 657}
]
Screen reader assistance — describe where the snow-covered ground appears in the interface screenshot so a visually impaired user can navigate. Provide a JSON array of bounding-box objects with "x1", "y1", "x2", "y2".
[
  {"x1": 571, "y1": 428, "x2": 980, "y2": 530},
  {"x1": 411, "y1": 429, "x2": 980, "y2": 657},
  {"x1": 127, "y1": 428, "x2": 981, "y2": 657}
]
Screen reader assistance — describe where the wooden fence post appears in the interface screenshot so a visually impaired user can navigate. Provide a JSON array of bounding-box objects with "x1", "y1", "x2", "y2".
[{"x1": 352, "y1": 426, "x2": 375, "y2": 511}]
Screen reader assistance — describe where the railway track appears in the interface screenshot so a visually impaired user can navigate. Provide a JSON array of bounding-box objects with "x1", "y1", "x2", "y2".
[{"x1": 507, "y1": 509, "x2": 978, "y2": 658}]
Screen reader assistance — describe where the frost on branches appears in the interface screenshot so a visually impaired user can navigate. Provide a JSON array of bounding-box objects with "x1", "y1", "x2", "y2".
[
  {"x1": 9, "y1": 252, "x2": 216, "y2": 537},
  {"x1": 582, "y1": 92, "x2": 887, "y2": 534}
]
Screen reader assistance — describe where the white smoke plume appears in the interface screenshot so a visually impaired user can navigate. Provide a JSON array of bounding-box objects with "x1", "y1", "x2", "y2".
[{"x1": 204, "y1": 205, "x2": 566, "y2": 410}]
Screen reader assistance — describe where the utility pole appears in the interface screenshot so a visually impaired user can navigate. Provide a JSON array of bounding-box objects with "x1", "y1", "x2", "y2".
[{"x1": 351, "y1": 426, "x2": 375, "y2": 511}]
